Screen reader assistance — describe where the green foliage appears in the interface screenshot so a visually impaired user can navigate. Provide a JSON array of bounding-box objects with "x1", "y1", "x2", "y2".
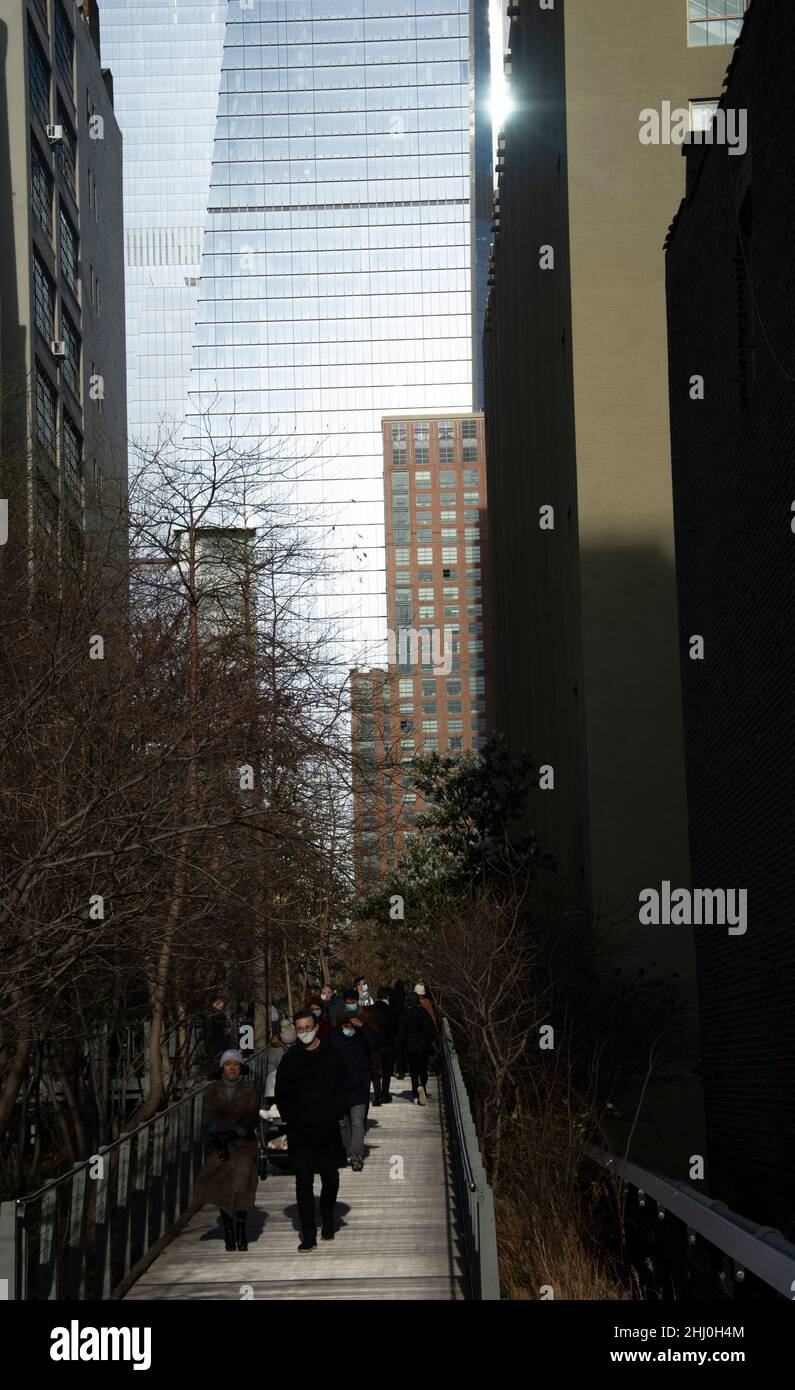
[{"x1": 358, "y1": 735, "x2": 554, "y2": 926}]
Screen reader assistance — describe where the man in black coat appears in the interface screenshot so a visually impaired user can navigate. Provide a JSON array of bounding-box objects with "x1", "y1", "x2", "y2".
[{"x1": 274, "y1": 1008, "x2": 349, "y2": 1251}]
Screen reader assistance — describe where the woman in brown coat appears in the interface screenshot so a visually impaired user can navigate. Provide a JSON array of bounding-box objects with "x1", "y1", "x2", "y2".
[{"x1": 193, "y1": 1050, "x2": 260, "y2": 1251}]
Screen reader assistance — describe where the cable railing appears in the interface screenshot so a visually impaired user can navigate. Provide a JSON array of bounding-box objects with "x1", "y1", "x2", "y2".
[
  {"x1": 438, "y1": 1016, "x2": 500, "y2": 1300},
  {"x1": 0, "y1": 1048, "x2": 268, "y2": 1301}
]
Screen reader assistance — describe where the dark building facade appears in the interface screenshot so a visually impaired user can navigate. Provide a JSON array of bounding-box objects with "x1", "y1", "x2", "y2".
[
  {"x1": 483, "y1": 0, "x2": 742, "y2": 1174},
  {"x1": 0, "y1": 0, "x2": 127, "y2": 579},
  {"x1": 665, "y1": 0, "x2": 795, "y2": 1236}
]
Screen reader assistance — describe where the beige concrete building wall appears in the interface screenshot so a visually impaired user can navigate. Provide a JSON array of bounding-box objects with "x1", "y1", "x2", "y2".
[{"x1": 562, "y1": 1, "x2": 738, "y2": 963}]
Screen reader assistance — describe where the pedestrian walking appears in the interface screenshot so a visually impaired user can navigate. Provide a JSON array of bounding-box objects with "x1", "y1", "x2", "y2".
[
  {"x1": 413, "y1": 981, "x2": 437, "y2": 1026},
  {"x1": 329, "y1": 1005, "x2": 380, "y2": 1170},
  {"x1": 193, "y1": 1050, "x2": 260, "y2": 1251},
  {"x1": 399, "y1": 994, "x2": 436, "y2": 1104},
  {"x1": 264, "y1": 1018, "x2": 296, "y2": 1100},
  {"x1": 320, "y1": 982, "x2": 345, "y2": 1023},
  {"x1": 305, "y1": 993, "x2": 333, "y2": 1041},
  {"x1": 372, "y1": 986, "x2": 397, "y2": 1103},
  {"x1": 354, "y1": 976, "x2": 375, "y2": 1007},
  {"x1": 274, "y1": 1009, "x2": 348, "y2": 1251}
]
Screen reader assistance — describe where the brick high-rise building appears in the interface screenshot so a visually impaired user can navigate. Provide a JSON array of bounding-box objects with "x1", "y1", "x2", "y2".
[
  {"x1": 352, "y1": 411, "x2": 491, "y2": 890},
  {"x1": 665, "y1": 0, "x2": 795, "y2": 1235}
]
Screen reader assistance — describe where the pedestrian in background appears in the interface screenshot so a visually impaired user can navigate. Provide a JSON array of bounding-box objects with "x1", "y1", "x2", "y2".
[
  {"x1": 399, "y1": 994, "x2": 436, "y2": 1105},
  {"x1": 264, "y1": 1018, "x2": 296, "y2": 1101},
  {"x1": 330, "y1": 1005, "x2": 380, "y2": 1170},
  {"x1": 320, "y1": 982, "x2": 345, "y2": 1023}
]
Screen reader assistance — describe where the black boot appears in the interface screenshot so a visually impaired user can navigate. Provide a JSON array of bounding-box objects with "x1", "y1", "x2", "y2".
[
  {"x1": 220, "y1": 1211, "x2": 236, "y2": 1251},
  {"x1": 235, "y1": 1211, "x2": 248, "y2": 1251}
]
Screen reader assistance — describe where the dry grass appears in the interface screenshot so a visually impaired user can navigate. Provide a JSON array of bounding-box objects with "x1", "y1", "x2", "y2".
[{"x1": 496, "y1": 1192, "x2": 640, "y2": 1300}]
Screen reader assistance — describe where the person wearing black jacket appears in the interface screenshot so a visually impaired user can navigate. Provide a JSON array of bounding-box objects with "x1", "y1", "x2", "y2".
[
  {"x1": 274, "y1": 1009, "x2": 349, "y2": 1251},
  {"x1": 372, "y1": 987, "x2": 397, "y2": 1103},
  {"x1": 329, "y1": 1011, "x2": 380, "y2": 1170},
  {"x1": 399, "y1": 995, "x2": 436, "y2": 1104}
]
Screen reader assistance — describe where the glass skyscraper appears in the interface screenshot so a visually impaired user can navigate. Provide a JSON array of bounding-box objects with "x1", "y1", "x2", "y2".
[
  {"x1": 100, "y1": 1, "x2": 226, "y2": 451},
  {"x1": 102, "y1": 0, "x2": 491, "y2": 665}
]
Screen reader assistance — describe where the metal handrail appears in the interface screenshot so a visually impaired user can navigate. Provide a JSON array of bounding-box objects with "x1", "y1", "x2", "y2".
[
  {"x1": 588, "y1": 1145, "x2": 795, "y2": 1299},
  {"x1": 438, "y1": 1016, "x2": 500, "y2": 1300},
  {"x1": 0, "y1": 1048, "x2": 268, "y2": 1300}
]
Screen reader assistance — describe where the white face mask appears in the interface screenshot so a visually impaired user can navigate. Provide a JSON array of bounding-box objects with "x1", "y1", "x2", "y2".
[{"x1": 297, "y1": 1029, "x2": 317, "y2": 1046}]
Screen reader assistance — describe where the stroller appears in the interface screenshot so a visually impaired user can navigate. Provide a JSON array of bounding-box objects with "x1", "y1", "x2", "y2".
[{"x1": 257, "y1": 1100, "x2": 290, "y2": 1179}]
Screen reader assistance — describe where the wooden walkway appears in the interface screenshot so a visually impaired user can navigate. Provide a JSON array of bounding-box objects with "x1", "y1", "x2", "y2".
[{"x1": 124, "y1": 1077, "x2": 467, "y2": 1300}]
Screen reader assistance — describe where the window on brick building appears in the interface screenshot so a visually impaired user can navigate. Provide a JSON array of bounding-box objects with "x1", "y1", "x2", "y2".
[
  {"x1": 56, "y1": 103, "x2": 77, "y2": 199},
  {"x1": 34, "y1": 363, "x2": 56, "y2": 461},
  {"x1": 28, "y1": 29, "x2": 50, "y2": 130},
  {"x1": 31, "y1": 141, "x2": 53, "y2": 241},
  {"x1": 33, "y1": 251, "x2": 54, "y2": 340},
  {"x1": 54, "y1": 1, "x2": 74, "y2": 97}
]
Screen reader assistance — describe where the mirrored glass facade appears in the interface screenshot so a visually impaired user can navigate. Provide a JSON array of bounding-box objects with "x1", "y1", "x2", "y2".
[
  {"x1": 100, "y1": 1, "x2": 227, "y2": 449},
  {"x1": 102, "y1": 0, "x2": 491, "y2": 666}
]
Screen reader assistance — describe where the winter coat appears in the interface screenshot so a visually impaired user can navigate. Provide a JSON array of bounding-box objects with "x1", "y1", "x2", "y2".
[
  {"x1": 399, "y1": 1002, "x2": 436, "y2": 1054},
  {"x1": 193, "y1": 1079, "x2": 259, "y2": 1212},
  {"x1": 372, "y1": 999, "x2": 397, "y2": 1044},
  {"x1": 329, "y1": 1022, "x2": 381, "y2": 1106},
  {"x1": 391, "y1": 980, "x2": 407, "y2": 1014},
  {"x1": 274, "y1": 1040, "x2": 349, "y2": 1170}
]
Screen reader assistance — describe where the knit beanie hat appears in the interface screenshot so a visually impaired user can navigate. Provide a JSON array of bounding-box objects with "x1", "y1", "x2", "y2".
[
  {"x1": 413, "y1": 984, "x2": 426, "y2": 996},
  {"x1": 219, "y1": 1049, "x2": 243, "y2": 1066},
  {"x1": 279, "y1": 1020, "x2": 297, "y2": 1045}
]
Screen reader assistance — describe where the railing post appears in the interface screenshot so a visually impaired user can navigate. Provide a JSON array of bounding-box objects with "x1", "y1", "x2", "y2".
[
  {"x1": 476, "y1": 1181, "x2": 500, "y2": 1300},
  {"x1": 0, "y1": 1200, "x2": 19, "y2": 1300}
]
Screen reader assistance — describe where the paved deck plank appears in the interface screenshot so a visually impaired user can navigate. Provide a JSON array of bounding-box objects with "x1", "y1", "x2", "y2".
[{"x1": 125, "y1": 1081, "x2": 466, "y2": 1301}]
